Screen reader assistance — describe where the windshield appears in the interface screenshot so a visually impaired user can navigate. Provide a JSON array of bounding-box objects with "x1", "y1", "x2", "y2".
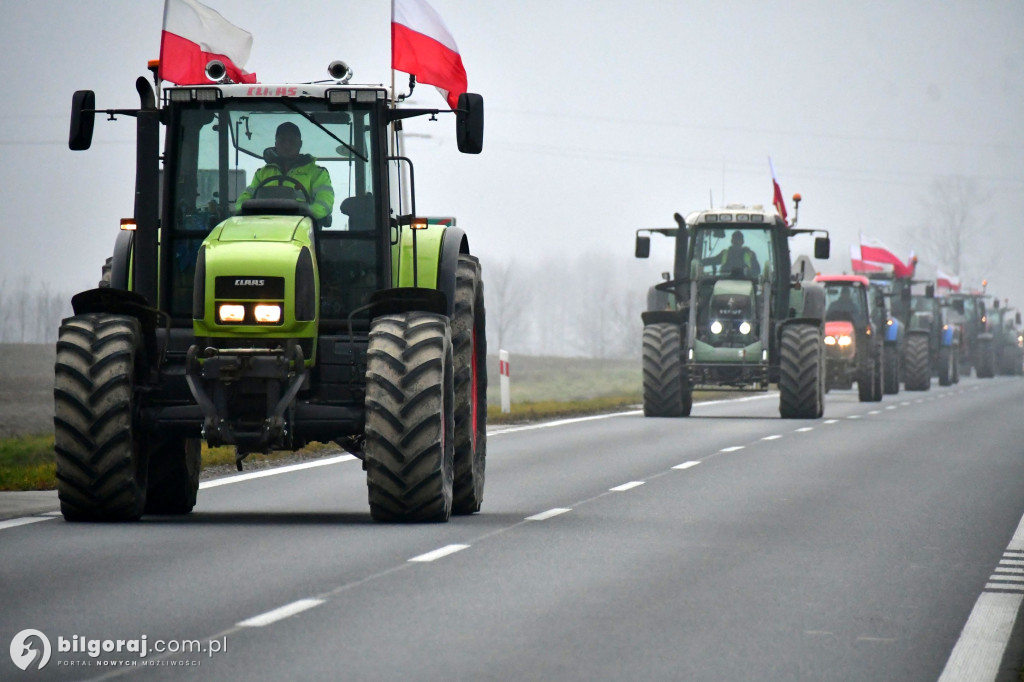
[
  {"x1": 824, "y1": 283, "x2": 867, "y2": 326},
  {"x1": 692, "y1": 227, "x2": 773, "y2": 279},
  {"x1": 165, "y1": 99, "x2": 382, "y2": 318}
]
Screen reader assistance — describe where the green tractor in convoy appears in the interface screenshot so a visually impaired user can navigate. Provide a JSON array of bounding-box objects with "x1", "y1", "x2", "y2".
[
  {"x1": 57, "y1": 59, "x2": 487, "y2": 522},
  {"x1": 902, "y1": 285, "x2": 960, "y2": 390},
  {"x1": 635, "y1": 201, "x2": 831, "y2": 419},
  {"x1": 989, "y1": 301, "x2": 1024, "y2": 376},
  {"x1": 943, "y1": 289, "x2": 995, "y2": 378}
]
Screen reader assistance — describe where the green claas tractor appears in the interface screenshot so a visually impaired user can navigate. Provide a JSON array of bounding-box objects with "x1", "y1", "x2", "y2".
[
  {"x1": 58, "y1": 60, "x2": 487, "y2": 523},
  {"x1": 635, "y1": 201, "x2": 831, "y2": 419},
  {"x1": 813, "y1": 275, "x2": 884, "y2": 401}
]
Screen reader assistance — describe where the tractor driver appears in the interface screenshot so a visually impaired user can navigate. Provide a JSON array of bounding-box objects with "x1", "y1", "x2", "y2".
[
  {"x1": 706, "y1": 230, "x2": 760, "y2": 277},
  {"x1": 827, "y1": 286, "x2": 863, "y2": 324},
  {"x1": 236, "y1": 122, "x2": 335, "y2": 221}
]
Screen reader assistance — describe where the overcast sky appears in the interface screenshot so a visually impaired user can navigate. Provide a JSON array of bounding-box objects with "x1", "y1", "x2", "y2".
[{"x1": 2, "y1": 0, "x2": 1022, "y2": 308}]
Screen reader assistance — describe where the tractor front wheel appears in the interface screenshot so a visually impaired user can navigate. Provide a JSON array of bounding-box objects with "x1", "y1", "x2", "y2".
[
  {"x1": 779, "y1": 324, "x2": 824, "y2": 419},
  {"x1": 364, "y1": 312, "x2": 454, "y2": 523},
  {"x1": 54, "y1": 313, "x2": 147, "y2": 521},
  {"x1": 642, "y1": 323, "x2": 691, "y2": 417},
  {"x1": 903, "y1": 335, "x2": 931, "y2": 391}
]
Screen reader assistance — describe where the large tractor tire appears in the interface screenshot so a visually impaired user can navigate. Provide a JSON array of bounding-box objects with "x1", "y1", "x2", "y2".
[
  {"x1": 364, "y1": 312, "x2": 454, "y2": 523},
  {"x1": 937, "y1": 346, "x2": 954, "y2": 386},
  {"x1": 779, "y1": 324, "x2": 824, "y2": 419},
  {"x1": 903, "y1": 335, "x2": 931, "y2": 391},
  {"x1": 641, "y1": 323, "x2": 691, "y2": 417},
  {"x1": 54, "y1": 313, "x2": 147, "y2": 521},
  {"x1": 883, "y1": 345, "x2": 900, "y2": 395},
  {"x1": 451, "y1": 255, "x2": 487, "y2": 515},
  {"x1": 145, "y1": 438, "x2": 201, "y2": 515},
  {"x1": 975, "y1": 338, "x2": 995, "y2": 378},
  {"x1": 858, "y1": 354, "x2": 883, "y2": 402}
]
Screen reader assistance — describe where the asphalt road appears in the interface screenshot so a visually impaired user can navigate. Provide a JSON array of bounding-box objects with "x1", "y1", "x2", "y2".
[{"x1": 2, "y1": 377, "x2": 1023, "y2": 681}]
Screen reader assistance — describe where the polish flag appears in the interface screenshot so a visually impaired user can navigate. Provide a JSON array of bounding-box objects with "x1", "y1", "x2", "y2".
[
  {"x1": 392, "y1": 0, "x2": 468, "y2": 110},
  {"x1": 850, "y1": 245, "x2": 884, "y2": 273},
  {"x1": 159, "y1": 0, "x2": 257, "y2": 85},
  {"x1": 936, "y1": 268, "x2": 961, "y2": 291},
  {"x1": 769, "y1": 157, "x2": 788, "y2": 223},
  {"x1": 860, "y1": 235, "x2": 914, "y2": 278}
]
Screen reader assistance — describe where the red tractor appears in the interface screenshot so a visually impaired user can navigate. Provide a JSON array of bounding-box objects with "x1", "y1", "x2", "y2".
[{"x1": 814, "y1": 275, "x2": 884, "y2": 401}]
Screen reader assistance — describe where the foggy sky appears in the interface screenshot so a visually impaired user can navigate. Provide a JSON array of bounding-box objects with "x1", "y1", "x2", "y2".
[{"x1": 1, "y1": 0, "x2": 1022, "y2": 310}]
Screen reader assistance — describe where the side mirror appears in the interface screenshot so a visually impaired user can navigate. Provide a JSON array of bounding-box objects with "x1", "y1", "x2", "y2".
[
  {"x1": 1016, "y1": 312, "x2": 1021, "y2": 325},
  {"x1": 994, "y1": 299, "x2": 1000, "y2": 309},
  {"x1": 69, "y1": 90, "x2": 96, "y2": 151},
  {"x1": 456, "y1": 92, "x2": 484, "y2": 154},
  {"x1": 635, "y1": 235, "x2": 651, "y2": 258},
  {"x1": 814, "y1": 236, "x2": 830, "y2": 260},
  {"x1": 926, "y1": 284, "x2": 935, "y2": 299},
  {"x1": 875, "y1": 291, "x2": 886, "y2": 309},
  {"x1": 673, "y1": 212, "x2": 686, "y2": 229}
]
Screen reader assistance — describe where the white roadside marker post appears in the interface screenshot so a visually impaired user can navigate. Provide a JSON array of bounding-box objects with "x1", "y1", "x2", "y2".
[{"x1": 499, "y1": 349, "x2": 511, "y2": 414}]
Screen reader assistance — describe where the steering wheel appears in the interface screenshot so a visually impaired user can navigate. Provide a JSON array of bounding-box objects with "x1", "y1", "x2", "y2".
[{"x1": 252, "y1": 175, "x2": 312, "y2": 204}]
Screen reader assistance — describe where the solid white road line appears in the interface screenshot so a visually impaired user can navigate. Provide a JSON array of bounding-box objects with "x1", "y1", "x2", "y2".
[
  {"x1": 200, "y1": 455, "x2": 357, "y2": 489},
  {"x1": 526, "y1": 508, "x2": 571, "y2": 522},
  {"x1": 609, "y1": 481, "x2": 644, "y2": 492},
  {"x1": 0, "y1": 517, "x2": 54, "y2": 531},
  {"x1": 237, "y1": 598, "x2": 325, "y2": 627},
  {"x1": 939, "y1": 592, "x2": 1024, "y2": 682},
  {"x1": 408, "y1": 544, "x2": 470, "y2": 563},
  {"x1": 672, "y1": 461, "x2": 702, "y2": 470},
  {"x1": 1006, "y1": 515, "x2": 1024, "y2": 552}
]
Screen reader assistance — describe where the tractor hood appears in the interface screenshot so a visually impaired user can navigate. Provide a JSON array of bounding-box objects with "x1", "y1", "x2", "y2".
[{"x1": 213, "y1": 215, "x2": 309, "y2": 243}]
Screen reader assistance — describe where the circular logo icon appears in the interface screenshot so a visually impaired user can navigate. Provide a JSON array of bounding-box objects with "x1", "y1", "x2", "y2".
[{"x1": 10, "y1": 629, "x2": 51, "y2": 671}]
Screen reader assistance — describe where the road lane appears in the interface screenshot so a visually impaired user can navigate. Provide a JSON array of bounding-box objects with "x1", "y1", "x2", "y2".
[{"x1": 0, "y1": 377, "x2": 1021, "y2": 681}]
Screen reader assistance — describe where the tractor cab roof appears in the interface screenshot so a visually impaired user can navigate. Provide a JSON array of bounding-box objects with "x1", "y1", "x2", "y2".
[
  {"x1": 164, "y1": 82, "x2": 390, "y2": 104},
  {"x1": 685, "y1": 205, "x2": 786, "y2": 228}
]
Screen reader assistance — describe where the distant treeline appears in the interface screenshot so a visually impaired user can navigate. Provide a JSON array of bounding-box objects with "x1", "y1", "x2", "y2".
[{"x1": 0, "y1": 277, "x2": 74, "y2": 343}]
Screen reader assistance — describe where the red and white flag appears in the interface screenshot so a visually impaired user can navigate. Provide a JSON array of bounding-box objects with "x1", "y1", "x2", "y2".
[
  {"x1": 850, "y1": 245, "x2": 884, "y2": 273},
  {"x1": 936, "y1": 268, "x2": 961, "y2": 291},
  {"x1": 859, "y1": 234, "x2": 914, "y2": 278},
  {"x1": 159, "y1": 0, "x2": 257, "y2": 85},
  {"x1": 392, "y1": 0, "x2": 468, "y2": 109},
  {"x1": 769, "y1": 157, "x2": 788, "y2": 223}
]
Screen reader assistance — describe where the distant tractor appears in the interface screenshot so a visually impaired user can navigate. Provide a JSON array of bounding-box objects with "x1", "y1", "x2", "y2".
[
  {"x1": 903, "y1": 286, "x2": 960, "y2": 390},
  {"x1": 990, "y1": 303, "x2": 1024, "y2": 376},
  {"x1": 636, "y1": 201, "x2": 831, "y2": 419},
  {"x1": 57, "y1": 60, "x2": 487, "y2": 522},
  {"x1": 814, "y1": 275, "x2": 884, "y2": 401},
  {"x1": 944, "y1": 290, "x2": 995, "y2": 378}
]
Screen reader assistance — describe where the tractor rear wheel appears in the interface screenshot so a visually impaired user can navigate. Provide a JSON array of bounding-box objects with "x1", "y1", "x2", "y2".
[
  {"x1": 145, "y1": 438, "x2": 201, "y2": 515},
  {"x1": 903, "y1": 335, "x2": 931, "y2": 391},
  {"x1": 938, "y1": 346, "x2": 954, "y2": 386},
  {"x1": 452, "y1": 255, "x2": 487, "y2": 515},
  {"x1": 975, "y1": 339, "x2": 995, "y2": 378},
  {"x1": 883, "y1": 345, "x2": 900, "y2": 395},
  {"x1": 642, "y1": 323, "x2": 690, "y2": 417},
  {"x1": 54, "y1": 313, "x2": 147, "y2": 521},
  {"x1": 364, "y1": 312, "x2": 454, "y2": 523},
  {"x1": 779, "y1": 324, "x2": 824, "y2": 419}
]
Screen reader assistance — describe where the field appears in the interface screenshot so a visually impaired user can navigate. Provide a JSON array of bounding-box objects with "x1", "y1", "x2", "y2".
[{"x1": 0, "y1": 344, "x2": 641, "y2": 439}]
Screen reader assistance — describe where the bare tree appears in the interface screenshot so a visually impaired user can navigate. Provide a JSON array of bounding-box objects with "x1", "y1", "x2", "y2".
[
  {"x1": 485, "y1": 259, "x2": 531, "y2": 352},
  {"x1": 913, "y1": 175, "x2": 993, "y2": 281}
]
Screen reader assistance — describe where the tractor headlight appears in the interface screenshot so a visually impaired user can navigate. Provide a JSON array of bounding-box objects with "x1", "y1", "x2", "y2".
[
  {"x1": 218, "y1": 304, "x2": 245, "y2": 323},
  {"x1": 254, "y1": 304, "x2": 282, "y2": 324},
  {"x1": 739, "y1": 321, "x2": 751, "y2": 335},
  {"x1": 824, "y1": 335, "x2": 837, "y2": 346},
  {"x1": 837, "y1": 335, "x2": 853, "y2": 347},
  {"x1": 710, "y1": 320, "x2": 723, "y2": 335}
]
